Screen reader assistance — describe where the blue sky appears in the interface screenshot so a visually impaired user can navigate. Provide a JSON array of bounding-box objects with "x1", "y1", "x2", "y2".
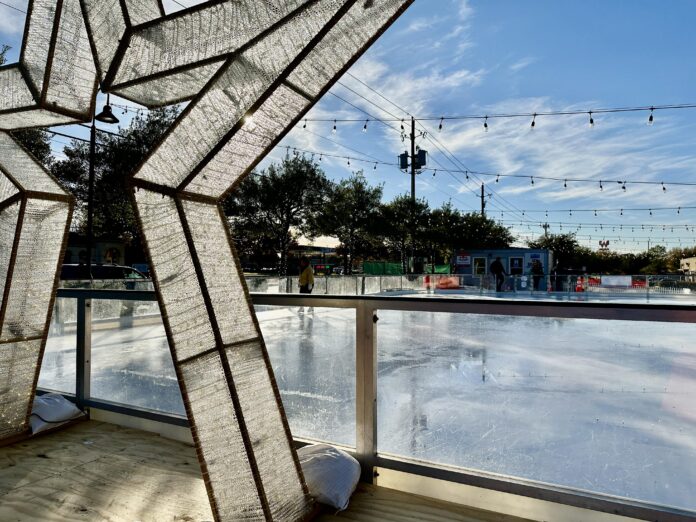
[{"x1": 2, "y1": 0, "x2": 696, "y2": 252}]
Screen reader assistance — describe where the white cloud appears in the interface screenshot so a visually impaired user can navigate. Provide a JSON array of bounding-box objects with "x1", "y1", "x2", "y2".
[
  {"x1": 456, "y1": 0, "x2": 474, "y2": 21},
  {"x1": 509, "y1": 56, "x2": 537, "y2": 73},
  {"x1": 0, "y1": 1, "x2": 26, "y2": 37}
]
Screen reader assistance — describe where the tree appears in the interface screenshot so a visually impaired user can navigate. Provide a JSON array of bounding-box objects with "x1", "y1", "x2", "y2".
[
  {"x1": 1, "y1": 44, "x2": 53, "y2": 167},
  {"x1": 527, "y1": 233, "x2": 583, "y2": 271},
  {"x1": 315, "y1": 172, "x2": 383, "y2": 273},
  {"x1": 223, "y1": 155, "x2": 331, "y2": 275},
  {"x1": 458, "y1": 213, "x2": 515, "y2": 249},
  {"x1": 51, "y1": 107, "x2": 179, "y2": 249},
  {"x1": 379, "y1": 195, "x2": 430, "y2": 273}
]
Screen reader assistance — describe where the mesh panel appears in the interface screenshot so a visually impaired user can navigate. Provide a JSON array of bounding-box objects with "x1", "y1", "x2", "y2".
[
  {"x1": 288, "y1": 0, "x2": 409, "y2": 96},
  {"x1": 225, "y1": 340, "x2": 310, "y2": 521},
  {"x1": 0, "y1": 109, "x2": 79, "y2": 131},
  {"x1": 0, "y1": 339, "x2": 42, "y2": 438},
  {"x1": 181, "y1": 200, "x2": 257, "y2": 345},
  {"x1": 134, "y1": 189, "x2": 215, "y2": 361},
  {"x1": 134, "y1": 0, "x2": 343, "y2": 188},
  {"x1": 0, "y1": 198, "x2": 69, "y2": 341},
  {"x1": 80, "y1": 0, "x2": 127, "y2": 79},
  {"x1": 0, "y1": 202, "x2": 20, "y2": 304},
  {"x1": 179, "y1": 351, "x2": 264, "y2": 521},
  {"x1": 21, "y1": 0, "x2": 57, "y2": 94},
  {"x1": 124, "y1": 0, "x2": 163, "y2": 26},
  {"x1": 113, "y1": 0, "x2": 310, "y2": 87},
  {"x1": 0, "y1": 171, "x2": 19, "y2": 204},
  {"x1": 187, "y1": 85, "x2": 307, "y2": 197},
  {"x1": 0, "y1": 66, "x2": 36, "y2": 113},
  {"x1": 0, "y1": 133, "x2": 66, "y2": 194},
  {"x1": 44, "y1": 0, "x2": 97, "y2": 116},
  {"x1": 112, "y1": 60, "x2": 224, "y2": 108}
]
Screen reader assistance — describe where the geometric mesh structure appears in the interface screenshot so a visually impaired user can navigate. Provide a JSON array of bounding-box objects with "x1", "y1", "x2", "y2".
[
  {"x1": 0, "y1": 132, "x2": 73, "y2": 439},
  {"x1": 0, "y1": 0, "x2": 97, "y2": 130},
  {"x1": 0, "y1": 1, "x2": 412, "y2": 519}
]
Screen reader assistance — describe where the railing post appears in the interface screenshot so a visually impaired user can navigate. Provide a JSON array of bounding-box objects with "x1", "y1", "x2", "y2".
[
  {"x1": 75, "y1": 297, "x2": 92, "y2": 410},
  {"x1": 356, "y1": 300, "x2": 377, "y2": 483}
]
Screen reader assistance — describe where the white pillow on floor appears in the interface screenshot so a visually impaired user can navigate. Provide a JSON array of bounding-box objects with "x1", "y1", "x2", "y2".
[
  {"x1": 30, "y1": 393, "x2": 84, "y2": 434},
  {"x1": 297, "y1": 443, "x2": 361, "y2": 511}
]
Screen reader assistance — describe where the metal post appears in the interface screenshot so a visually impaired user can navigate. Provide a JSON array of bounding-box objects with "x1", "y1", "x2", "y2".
[
  {"x1": 75, "y1": 297, "x2": 92, "y2": 409},
  {"x1": 86, "y1": 122, "x2": 96, "y2": 279},
  {"x1": 356, "y1": 301, "x2": 377, "y2": 483}
]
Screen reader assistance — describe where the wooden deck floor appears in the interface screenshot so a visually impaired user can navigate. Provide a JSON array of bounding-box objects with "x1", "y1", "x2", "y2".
[{"x1": 0, "y1": 421, "x2": 530, "y2": 522}]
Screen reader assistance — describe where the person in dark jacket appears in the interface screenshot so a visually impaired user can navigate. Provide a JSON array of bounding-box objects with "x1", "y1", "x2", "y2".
[{"x1": 490, "y1": 257, "x2": 506, "y2": 292}]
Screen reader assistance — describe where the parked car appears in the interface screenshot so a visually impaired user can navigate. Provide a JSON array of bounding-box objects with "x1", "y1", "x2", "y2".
[{"x1": 60, "y1": 264, "x2": 147, "y2": 280}]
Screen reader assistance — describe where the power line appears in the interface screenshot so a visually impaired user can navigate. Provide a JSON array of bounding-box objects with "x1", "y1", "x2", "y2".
[{"x1": 0, "y1": 1, "x2": 25, "y2": 14}]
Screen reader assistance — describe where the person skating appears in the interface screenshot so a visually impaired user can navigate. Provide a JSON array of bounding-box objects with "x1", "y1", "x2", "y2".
[{"x1": 490, "y1": 257, "x2": 506, "y2": 292}]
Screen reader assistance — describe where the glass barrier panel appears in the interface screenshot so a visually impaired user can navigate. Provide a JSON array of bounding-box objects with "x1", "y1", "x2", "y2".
[
  {"x1": 376, "y1": 309, "x2": 696, "y2": 514},
  {"x1": 38, "y1": 297, "x2": 77, "y2": 394},
  {"x1": 258, "y1": 304, "x2": 356, "y2": 447},
  {"x1": 89, "y1": 299, "x2": 184, "y2": 415}
]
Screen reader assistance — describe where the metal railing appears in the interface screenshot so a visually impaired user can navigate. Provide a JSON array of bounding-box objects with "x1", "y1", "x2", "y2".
[
  {"x1": 244, "y1": 273, "x2": 696, "y2": 298},
  {"x1": 41, "y1": 287, "x2": 696, "y2": 522}
]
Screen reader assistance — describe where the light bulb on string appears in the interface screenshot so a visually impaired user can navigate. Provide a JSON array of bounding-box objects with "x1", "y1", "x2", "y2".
[
  {"x1": 662, "y1": 182, "x2": 666, "y2": 192},
  {"x1": 465, "y1": 170, "x2": 469, "y2": 180},
  {"x1": 589, "y1": 111, "x2": 594, "y2": 128},
  {"x1": 678, "y1": 207, "x2": 681, "y2": 214},
  {"x1": 649, "y1": 209, "x2": 653, "y2": 216},
  {"x1": 622, "y1": 181, "x2": 627, "y2": 191},
  {"x1": 530, "y1": 113, "x2": 536, "y2": 128},
  {"x1": 496, "y1": 174, "x2": 500, "y2": 183},
  {"x1": 484, "y1": 116, "x2": 488, "y2": 132},
  {"x1": 599, "y1": 180, "x2": 603, "y2": 191},
  {"x1": 438, "y1": 117, "x2": 444, "y2": 132},
  {"x1": 332, "y1": 120, "x2": 337, "y2": 134},
  {"x1": 347, "y1": 158, "x2": 351, "y2": 166},
  {"x1": 530, "y1": 176, "x2": 534, "y2": 185},
  {"x1": 594, "y1": 210, "x2": 597, "y2": 217},
  {"x1": 648, "y1": 107, "x2": 654, "y2": 126},
  {"x1": 363, "y1": 119, "x2": 369, "y2": 133},
  {"x1": 319, "y1": 154, "x2": 323, "y2": 162},
  {"x1": 374, "y1": 162, "x2": 378, "y2": 171},
  {"x1": 564, "y1": 179, "x2": 567, "y2": 189},
  {"x1": 433, "y1": 169, "x2": 437, "y2": 177},
  {"x1": 620, "y1": 209, "x2": 623, "y2": 216},
  {"x1": 303, "y1": 119, "x2": 307, "y2": 129},
  {"x1": 400, "y1": 119, "x2": 405, "y2": 132}
]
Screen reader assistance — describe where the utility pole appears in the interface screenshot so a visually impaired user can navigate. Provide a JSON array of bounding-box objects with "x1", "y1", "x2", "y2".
[
  {"x1": 410, "y1": 116, "x2": 416, "y2": 204},
  {"x1": 396, "y1": 117, "x2": 427, "y2": 274},
  {"x1": 480, "y1": 183, "x2": 486, "y2": 216},
  {"x1": 542, "y1": 223, "x2": 550, "y2": 238}
]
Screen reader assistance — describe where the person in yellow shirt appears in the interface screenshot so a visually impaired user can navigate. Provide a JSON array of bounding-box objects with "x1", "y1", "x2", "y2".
[{"x1": 299, "y1": 257, "x2": 314, "y2": 294}]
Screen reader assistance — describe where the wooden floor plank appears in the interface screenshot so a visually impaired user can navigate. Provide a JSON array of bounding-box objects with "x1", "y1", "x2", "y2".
[{"x1": 0, "y1": 421, "x2": 530, "y2": 522}]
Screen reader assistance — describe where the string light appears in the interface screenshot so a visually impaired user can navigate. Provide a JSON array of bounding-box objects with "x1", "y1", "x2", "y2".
[
  {"x1": 303, "y1": 119, "x2": 307, "y2": 129},
  {"x1": 438, "y1": 117, "x2": 444, "y2": 132},
  {"x1": 332, "y1": 120, "x2": 337, "y2": 134},
  {"x1": 599, "y1": 180, "x2": 603, "y2": 191},
  {"x1": 648, "y1": 107, "x2": 654, "y2": 126},
  {"x1": 483, "y1": 116, "x2": 488, "y2": 132},
  {"x1": 530, "y1": 176, "x2": 534, "y2": 185},
  {"x1": 496, "y1": 174, "x2": 500, "y2": 183},
  {"x1": 564, "y1": 179, "x2": 567, "y2": 189},
  {"x1": 530, "y1": 113, "x2": 536, "y2": 128},
  {"x1": 589, "y1": 111, "x2": 594, "y2": 128},
  {"x1": 662, "y1": 182, "x2": 666, "y2": 192},
  {"x1": 363, "y1": 119, "x2": 369, "y2": 132}
]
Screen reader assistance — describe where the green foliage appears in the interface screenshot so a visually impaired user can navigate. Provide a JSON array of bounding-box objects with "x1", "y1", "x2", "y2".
[
  {"x1": 223, "y1": 155, "x2": 331, "y2": 275},
  {"x1": 51, "y1": 107, "x2": 179, "y2": 241},
  {"x1": 314, "y1": 171, "x2": 383, "y2": 274},
  {"x1": 378, "y1": 194, "x2": 430, "y2": 272}
]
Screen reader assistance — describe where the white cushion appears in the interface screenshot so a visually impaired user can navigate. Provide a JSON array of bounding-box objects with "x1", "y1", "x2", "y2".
[
  {"x1": 297, "y1": 444, "x2": 361, "y2": 511},
  {"x1": 30, "y1": 393, "x2": 84, "y2": 435}
]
